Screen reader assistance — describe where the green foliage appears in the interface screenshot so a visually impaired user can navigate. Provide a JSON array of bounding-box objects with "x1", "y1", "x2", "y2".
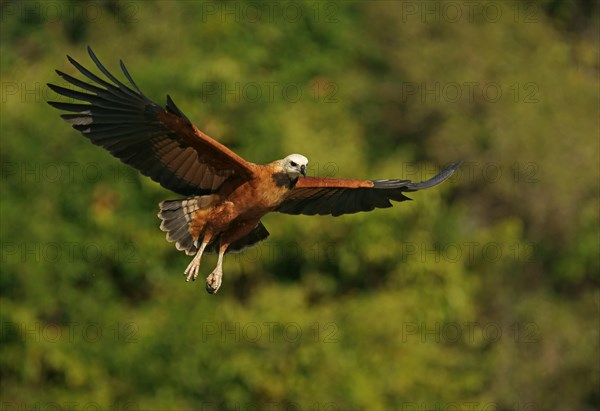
[{"x1": 1, "y1": 0, "x2": 598, "y2": 409}]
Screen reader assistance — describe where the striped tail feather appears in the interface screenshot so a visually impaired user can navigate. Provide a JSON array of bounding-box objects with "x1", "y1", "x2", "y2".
[{"x1": 158, "y1": 195, "x2": 217, "y2": 256}]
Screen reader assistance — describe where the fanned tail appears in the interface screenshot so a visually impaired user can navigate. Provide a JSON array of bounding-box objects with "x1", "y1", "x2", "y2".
[
  {"x1": 158, "y1": 195, "x2": 217, "y2": 256},
  {"x1": 158, "y1": 196, "x2": 270, "y2": 255}
]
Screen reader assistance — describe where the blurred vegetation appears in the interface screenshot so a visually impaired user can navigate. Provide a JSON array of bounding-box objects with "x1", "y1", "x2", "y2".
[{"x1": 1, "y1": 0, "x2": 598, "y2": 409}]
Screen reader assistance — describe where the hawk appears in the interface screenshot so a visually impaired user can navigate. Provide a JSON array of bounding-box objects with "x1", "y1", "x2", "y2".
[{"x1": 48, "y1": 47, "x2": 461, "y2": 294}]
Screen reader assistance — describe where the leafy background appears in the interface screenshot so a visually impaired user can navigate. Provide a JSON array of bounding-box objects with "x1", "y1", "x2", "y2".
[{"x1": 1, "y1": 0, "x2": 598, "y2": 409}]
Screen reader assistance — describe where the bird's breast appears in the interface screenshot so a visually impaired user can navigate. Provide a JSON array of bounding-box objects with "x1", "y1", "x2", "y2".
[{"x1": 226, "y1": 176, "x2": 290, "y2": 214}]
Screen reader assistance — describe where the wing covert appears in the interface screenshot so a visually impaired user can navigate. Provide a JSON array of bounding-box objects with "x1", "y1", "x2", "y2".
[
  {"x1": 47, "y1": 47, "x2": 254, "y2": 196},
  {"x1": 276, "y1": 162, "x2": 461, "y2": 216}
]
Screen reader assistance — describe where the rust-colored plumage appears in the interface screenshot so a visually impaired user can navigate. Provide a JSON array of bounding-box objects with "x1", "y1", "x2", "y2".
[{"x1": 48, "y1": 47, "x2": 461, "y2": 294}]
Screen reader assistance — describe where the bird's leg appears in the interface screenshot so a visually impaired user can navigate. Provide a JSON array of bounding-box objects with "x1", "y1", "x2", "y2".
[
  {"x1": 184, "y1": 239, "x2": 209, "y2": 282},
  {"x1": 206, "y1": 243, "x2": 228, "y2": 294}
]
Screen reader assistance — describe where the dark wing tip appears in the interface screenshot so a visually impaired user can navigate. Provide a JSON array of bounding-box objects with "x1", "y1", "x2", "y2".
[
  {"x1": 404, "y1": 161, "x2": 462, "y2": 191},
  {"x1": 46, "y1": 97, "x2": 61, "y2": 107},
  {"x1": 166, "y1": 94, "x2": 191, "y2": 123},
  {"x1": 446, "y1": 161, "x2": 463, "y2": 173},
  {"x1": 66, "y1": 54, "x2": 77, "y2": 66}
]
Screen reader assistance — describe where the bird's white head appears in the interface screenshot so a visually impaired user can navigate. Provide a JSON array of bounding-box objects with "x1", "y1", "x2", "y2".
[{"x1": 281, "y1": 154, "x2": 308, "y2": 178}]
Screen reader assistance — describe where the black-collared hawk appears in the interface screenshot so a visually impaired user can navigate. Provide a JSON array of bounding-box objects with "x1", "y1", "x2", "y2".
[{"x1": 48, "y1": 47, "x2": 461, "y2": 294}]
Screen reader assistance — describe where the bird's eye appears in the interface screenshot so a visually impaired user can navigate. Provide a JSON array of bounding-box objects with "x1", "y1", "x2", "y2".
[{"x1": 290, "y1": 161, "x2": 297, "y2": 167}]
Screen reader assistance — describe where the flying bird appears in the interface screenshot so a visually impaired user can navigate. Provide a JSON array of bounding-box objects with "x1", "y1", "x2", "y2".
[{"x1": 48, "y1": 47, "x2": 461, "y2": 294}]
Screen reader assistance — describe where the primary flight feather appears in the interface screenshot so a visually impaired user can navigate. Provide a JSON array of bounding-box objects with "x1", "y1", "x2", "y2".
[{"x1": 48, "y1": 47, "x2": 461, "y2": 294}]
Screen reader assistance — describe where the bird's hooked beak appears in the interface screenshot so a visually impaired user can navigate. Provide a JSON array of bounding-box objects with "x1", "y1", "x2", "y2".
[{"x1": 300, "y1": 164, "x2": 306, "y2": 177}]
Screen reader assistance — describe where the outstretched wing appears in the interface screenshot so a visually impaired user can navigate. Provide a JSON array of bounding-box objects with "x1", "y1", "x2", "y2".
[
  {"x1": 47, "y1": 47, "x2": 254, "y2": 196},
  {"x1": 276, "y1": 162, "x2": 461, "y2": 216}
]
